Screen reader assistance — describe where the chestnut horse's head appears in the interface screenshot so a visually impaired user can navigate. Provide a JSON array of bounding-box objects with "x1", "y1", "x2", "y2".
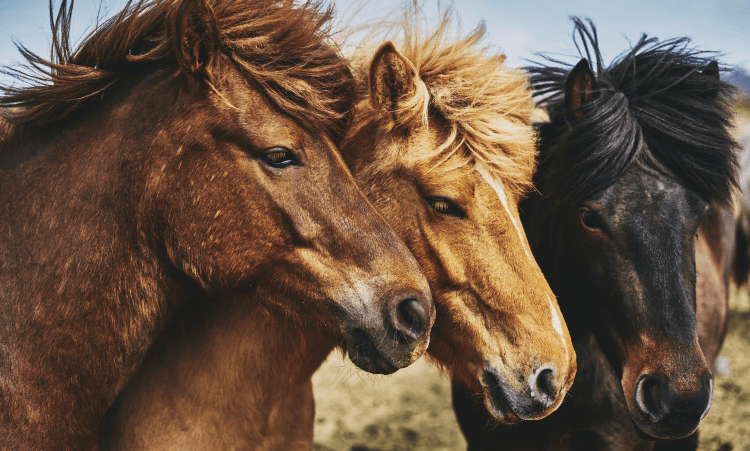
[
  {"x1": 341, "y1": 17, "x2": 575, "y2": 423},
  {"x1": 161, "y1": 0, "x2": 437, "y2": 374},
  {"x1": 528, "y1": 19, "x2": 739, "y2": 439},
  {"x1": 1, "y1": 0, "x2": 434, "y2": 375}
]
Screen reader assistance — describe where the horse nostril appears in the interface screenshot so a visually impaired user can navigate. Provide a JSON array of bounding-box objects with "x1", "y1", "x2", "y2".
[
  {"x1": 530, "y1": 367, "x2": 557, "y2": 408},
  {"x1": 635, "y1": 374, "x2": 667, "y2": 423},
  {"x1": 633, "y1": 371, "x2": 714, "y2": 436},
  {"x1": 393, "y1": 298, "x2": 426, "y2": 343}
]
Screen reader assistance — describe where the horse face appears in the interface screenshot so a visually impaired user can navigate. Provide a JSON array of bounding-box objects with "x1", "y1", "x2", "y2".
[
  {"x1": 545, "y1": 57, "x2": 714, "y2": 439},
  {"x1": 152, "y1": 52, "x2": 434, "y2": 374},
  {"x1": 343, "y1": 41, "x2": 575, "y2": 419},
  {"x1": 551, "y1": 163, "x2": 712, "y2": 439},
  {"x1": 345, "y1": 118, "x2": 575, "y2": 422}
]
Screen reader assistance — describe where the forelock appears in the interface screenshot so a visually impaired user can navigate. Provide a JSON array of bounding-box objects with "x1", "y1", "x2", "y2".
[{"x1": 528, "y1": 18, "x2": 739, "y2": 205}]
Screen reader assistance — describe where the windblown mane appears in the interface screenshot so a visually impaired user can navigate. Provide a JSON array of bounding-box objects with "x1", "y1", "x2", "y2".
[
  {"x1": 528, "y1": 18, "x2": 739, "y2": 205},
  {"x1": 350, "y1": 6, "x2": 537, "y2": 195},
  {"x1": 0, "y1": 0, "x2": 356, "y2": 149}
]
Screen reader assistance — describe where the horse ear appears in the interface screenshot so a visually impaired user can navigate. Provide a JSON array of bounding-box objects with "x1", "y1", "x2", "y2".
[
  {"x1": 173, "y1": 0, "x2": 221, "y2": 79},
  {"x1": 703, "y1": 60, "x2": 720, "y2": 79},
  {"x1": 370, "y1": 42, "x2": 418, "y2": 125},
  {"x1": 565, "y1": 58, "x2": 599, "y2": 123}
]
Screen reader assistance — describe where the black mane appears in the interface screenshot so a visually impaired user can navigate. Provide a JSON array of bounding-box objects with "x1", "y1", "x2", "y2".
[{"x1": 528, "y1": 18, "x2": 739, "y2": 205}]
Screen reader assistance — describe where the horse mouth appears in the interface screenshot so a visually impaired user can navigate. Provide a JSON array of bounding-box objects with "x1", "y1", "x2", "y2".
[
  {"x1": 344, "y1": 328, "x2": 399, "y2": 375},
  {"x1": 481, "y1": 371, "x2": 522, "y2": 424},
  {"x1": 628, "y1": 407, "x2": 702, "y2": 441},
  {"x1": 629, "y1": 417, "x2": 662, "y2": 441}
]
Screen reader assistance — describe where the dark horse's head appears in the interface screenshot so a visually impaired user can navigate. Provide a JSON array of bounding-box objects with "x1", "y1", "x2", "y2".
[{"x1": 527, "y1": 19, "x2": 738, "y2": 440}]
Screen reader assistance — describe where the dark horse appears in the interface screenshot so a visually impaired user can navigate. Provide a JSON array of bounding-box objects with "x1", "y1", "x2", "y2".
[
  {"x1": 453, "y1": 19, "x2": 738, "y2": 450},
  {"x1": 0, "y1": 0, "x2": 436, "y2": 449}
]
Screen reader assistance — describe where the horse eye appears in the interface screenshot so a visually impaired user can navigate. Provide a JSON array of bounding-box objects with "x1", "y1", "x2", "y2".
[
  {"x1": 579, "y1": 208, "x2": 602, "y2": 231},
  {"x1": 260, "y1": 147, "x2": 300, "y2": 168},
  {"x1": 426, "y1": 197, "x2": 465, "y2": 218}
]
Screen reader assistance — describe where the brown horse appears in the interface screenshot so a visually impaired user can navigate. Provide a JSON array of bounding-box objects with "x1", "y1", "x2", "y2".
[
  {"x1": 0, "y1": 0, "x2": 435, "y2": 449},
  {"x1": 100, "y1": 10, "x2": 577, "y2": 450},
  {"x1": 341, "y1": 10, "x2": 576, "y2": 424}
]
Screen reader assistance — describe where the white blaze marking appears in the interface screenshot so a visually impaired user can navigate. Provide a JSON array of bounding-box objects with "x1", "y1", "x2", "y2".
[
  {"x1": 548, "y1": 295, "x2": 569, "y2": 360},
  {"x1": 476, "y1": 165, "x2": 531, "y2": 260},
  {"x1": 476, "y1": 165, "x2": 569, "y2": 357}
]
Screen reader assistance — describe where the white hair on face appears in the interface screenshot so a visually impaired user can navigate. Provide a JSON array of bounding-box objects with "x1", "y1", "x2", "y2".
[
  {"x1": 476, "y1": 163, "x2": 530, "y2": 260},
  {"x1": 476, "y1": 163, "x2": 569, "y2": 358},
  {"x1": 548, "y1": 295, "x2": 569, "y2": 361}
]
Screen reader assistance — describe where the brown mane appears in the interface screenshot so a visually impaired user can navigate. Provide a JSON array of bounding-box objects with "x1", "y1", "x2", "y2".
[
  {"x1": 0, "y1": 0, "x2": 356, "y2": 150},
  {"x1": 347, "y1": 6, "x2": 538, "y2": 195}
]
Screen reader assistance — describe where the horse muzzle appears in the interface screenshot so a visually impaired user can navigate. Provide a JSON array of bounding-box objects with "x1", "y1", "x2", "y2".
[
  {"x1": 340, "y1": 290, "x2": 434, "y2": 374},
  {"x1": 628, "y1": 371, "x2": 713, "y2": 439},
  {"x1": 481, "y1": 363, "x2": 563, "y2": 423}
]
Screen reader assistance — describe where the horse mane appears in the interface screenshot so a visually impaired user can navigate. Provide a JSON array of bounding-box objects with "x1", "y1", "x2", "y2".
[
  {"x1": 528, "y1": 17, "x2": 739, "y2": 205},
  {"x1": 350, "y1": 5, "x2": 537, "y2": 196},
  {"x1": 0, "y1": 0, "x2": 356, "y2": 150}
]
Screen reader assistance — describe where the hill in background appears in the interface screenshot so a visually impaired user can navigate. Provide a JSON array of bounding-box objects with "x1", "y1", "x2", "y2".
[{"x1": 727, "y1": 67, "x2": 750, "y2": 96}]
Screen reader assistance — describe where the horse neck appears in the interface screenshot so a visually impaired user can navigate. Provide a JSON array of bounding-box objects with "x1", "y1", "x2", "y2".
[
  {"x1": 0, "y1": 69, "x2": 182, "y2": 261},
  {"x1": 0, "y1": 69, "x2": 192, "y2": 449},
  {"x1": 101, "y1": 297, "x2": 337, "y2": 450}
]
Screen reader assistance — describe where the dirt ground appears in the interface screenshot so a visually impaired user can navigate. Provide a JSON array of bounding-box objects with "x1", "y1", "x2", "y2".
[
  {"x1": 312, "y1": 110, "x2": 750, "y2": 451},
  {"x1": 312, "y1": 256, "x2": 750, "y2": 451},
  {"x1": 313, "y1": 353, "x2": 465, "y2": 451}
]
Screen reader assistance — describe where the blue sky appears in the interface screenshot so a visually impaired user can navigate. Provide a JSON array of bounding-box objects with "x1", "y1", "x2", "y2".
[{"x1": 1, "y1": 0, "x2": 748, "y2": 85}]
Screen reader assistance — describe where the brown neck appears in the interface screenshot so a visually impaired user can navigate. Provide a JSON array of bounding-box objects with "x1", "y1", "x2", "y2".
[
  {"x1": 100, "y1": 297, "x2": 338, "y2": 450},
  {"x1": 0, "y1": 70, "x2": 189, "y2": 450}
]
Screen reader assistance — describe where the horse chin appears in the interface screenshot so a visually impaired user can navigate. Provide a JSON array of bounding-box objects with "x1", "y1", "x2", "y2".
[
  {"x1": 627, "y1": 410, "x2": 700, "y2": 441},
  {"x1": 342, "y1": 328, "x2": 399, "y2": 375}
]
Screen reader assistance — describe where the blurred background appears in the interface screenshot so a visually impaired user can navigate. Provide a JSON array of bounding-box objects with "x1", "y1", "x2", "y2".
[
  {"x1": 2, "y1": 1, "x2": 749, "y2": 450},
  {"x1": 1, "y1": 0, "x2": 749, "y2": 82}
]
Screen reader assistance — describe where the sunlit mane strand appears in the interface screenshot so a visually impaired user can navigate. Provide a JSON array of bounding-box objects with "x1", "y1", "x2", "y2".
[
  {"x1": 528, "y1": 17, "x2": 739, "y2": 205},
  {"x1": 0, "y1": 0, "x2": 356, "y2": 150},
  {"x1": 348, "y1": 5, "x2": 538, "y2": 196}
]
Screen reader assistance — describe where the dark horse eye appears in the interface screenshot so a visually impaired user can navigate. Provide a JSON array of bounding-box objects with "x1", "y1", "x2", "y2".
[
  {"x1": 426, "y1": 197, "x2": 465, "y2": 218},
  {"x1": 579, "y1": 208, "x2": 602, "y2": 231},
  {"x1": 260, "y1": 147, "x2": 300, "y2": 168}
]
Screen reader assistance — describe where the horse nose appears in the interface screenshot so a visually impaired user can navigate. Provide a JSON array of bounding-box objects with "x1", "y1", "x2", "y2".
[
  {"x1": 342, "y1": 285, "x2": 433, "y2": 375},
  {"x1": 529, "y1": 365, "x2": 558, "y2": 409},
  {"x1": 388, "y1": 298, "x2": 429, "y2": 345},
  {"x1": 634, "y1": 373, "x2": 713, "y2": 430},
  {"x1": 481, "y1": 363, "x2": 562, "y2": 422}
]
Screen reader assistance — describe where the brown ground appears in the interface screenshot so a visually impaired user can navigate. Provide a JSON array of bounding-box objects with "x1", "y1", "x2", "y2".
[
  {"x1": 313, "y1": 354, "x2": 465, "y2": 451},
  {"x1": 312, "y1": 111, "x2": 750, "y2": 451},
  {"x1": 312, "y1": 290, "x2": 750, "y2": 451}
]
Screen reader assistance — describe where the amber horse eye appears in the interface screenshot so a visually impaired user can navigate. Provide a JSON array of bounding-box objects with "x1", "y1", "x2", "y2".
[
  {"x1": 579, "y1": 208, "x2": 602, "y2": 231},
  {"x1": 426, "y1": 197, "x2": 465, "y2": 218},
  {"x1": 260, "y1": 147, "x2": 300, "y2": 168}
]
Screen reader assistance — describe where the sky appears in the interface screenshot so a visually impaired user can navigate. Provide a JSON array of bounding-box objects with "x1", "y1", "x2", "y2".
[{"x1": 0, "y1": 0, "x2": 749, "y2": 86}]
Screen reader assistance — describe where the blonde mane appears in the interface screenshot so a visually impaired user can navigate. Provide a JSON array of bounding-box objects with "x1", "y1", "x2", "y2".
[{"x1": 349, "y1": 6, "x2": 538, "y2": 195}]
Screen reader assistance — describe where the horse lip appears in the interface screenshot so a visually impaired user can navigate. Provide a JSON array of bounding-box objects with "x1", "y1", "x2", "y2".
[
  {"x1": 484, "y1": 388, "x2": 519, "y2": 423},
  {"x1": 629, "y1": 415, "x2": 664, "y2": 441},
  {"x1": 481, "y1": 370, "x2": 522, "y2": 423},
  {"x1": 627, "y1": 399, "x2": 702, "y2": 441},
  {"x1": 344, "y1": 328, "x2": 399, "y2": 375}
]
